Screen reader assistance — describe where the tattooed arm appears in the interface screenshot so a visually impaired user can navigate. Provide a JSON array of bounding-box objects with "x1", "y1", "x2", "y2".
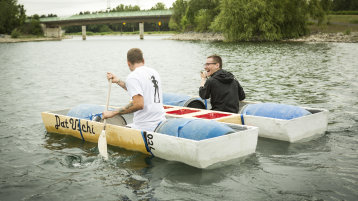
[
  {"x1": 102, "y1": 95, "x2": 144, "y2": 119},
  {"x1": 116, "y1": 79, "x2": 127, "y2": 91}
]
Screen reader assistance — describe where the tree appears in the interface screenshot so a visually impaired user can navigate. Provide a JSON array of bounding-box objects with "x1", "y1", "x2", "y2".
[
  {"x1": 18, "y1": 4, "x2": 26, "y2": 27},
  {"x1": 211, "y1": 0, "x2": 313, "y2": 41},
  {"x1": 28, "y1": 14, "x2": 43, "y2": 35},
  {"x1": 184, "y1": 0, "x2": 217, "y2": 30},
  {"x1": 151, "y1": 2, "x2": 166, "y2": 10},
  {"x1": 169, "y1": 0, "x2": 188, "y2": 31},
  {"x1": 279, "y1": 0, "x2": 309, "y2": 39},
  {"x1": 0, "y1": 0, "x2": 26, "y2": 34},
  {"x1": 308, "y1": 0, "x2": 327, "y2": 25},
  {"x1": 194, "y1": 9, "x2": 212, "y2": 32},
  {"x1": 111, "y1": 4, "x2": 140, "y2": 12},
  {"x1": 170, "y1": 0, "x2": 219, "y2": 31},
  {"x1": 332, "y1": 0, "x2": 358, "y2": 11}
]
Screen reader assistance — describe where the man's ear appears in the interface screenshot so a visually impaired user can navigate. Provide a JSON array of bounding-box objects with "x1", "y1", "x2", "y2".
[{"x1": 215, "y1": 63, "x2": 220, "y2": 69}]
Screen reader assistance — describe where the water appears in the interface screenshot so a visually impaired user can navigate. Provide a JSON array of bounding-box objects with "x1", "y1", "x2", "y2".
[{"x1": 0, "y1": 35, "x2": 357, "y2": 201}]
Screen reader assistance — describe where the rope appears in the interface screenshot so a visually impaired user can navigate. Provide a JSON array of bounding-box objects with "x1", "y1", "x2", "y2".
[
  {"x1": 240, "y1": 114, "x2": 245, "y2": 125},
  {"x1": 78, "y1": 119, "x2": 85, "y2": 141}
]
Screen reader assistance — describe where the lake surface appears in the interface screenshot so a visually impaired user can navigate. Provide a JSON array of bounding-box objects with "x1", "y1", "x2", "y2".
[{"x1": 0, "y1": 35, "x2": 357, "y2": 201}]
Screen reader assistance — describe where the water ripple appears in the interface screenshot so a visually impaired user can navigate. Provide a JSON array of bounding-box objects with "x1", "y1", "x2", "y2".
[{"x1": 0, "y1": 36, "x2": 357, "y2": 201}]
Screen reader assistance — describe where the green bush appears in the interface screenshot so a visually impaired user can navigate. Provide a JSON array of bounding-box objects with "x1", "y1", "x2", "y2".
[
  {"x1": 307, "y1": 21, "x2": 316, "y2": 25},
  {"x1": 11, "y1": 28, "x2": 21, "y2": 38},
  {"x1": 344, "y1": 29, "x2": 351, "y2": 35}
]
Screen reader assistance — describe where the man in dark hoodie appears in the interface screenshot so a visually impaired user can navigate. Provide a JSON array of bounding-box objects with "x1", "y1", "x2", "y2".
[{"x1": 199, "y1": 55, "x2": 245, "y2": 113}]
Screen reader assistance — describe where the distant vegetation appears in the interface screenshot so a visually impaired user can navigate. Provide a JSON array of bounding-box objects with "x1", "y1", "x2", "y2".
[
  {"x1": 169, "y1": 0, "x2": 357, "y2": 41},
  {"x1": 330, "y1": 0, "x2": 358, "y2": 11},
  {"x1": 0, "y1": 0, "x2": 43, "y2": 37},
  {"x1": 0, "y1": 0, "x2": 26, "y2": 34}
]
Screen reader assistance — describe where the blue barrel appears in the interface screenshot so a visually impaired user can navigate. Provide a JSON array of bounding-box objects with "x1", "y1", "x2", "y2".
[
  {"x1": 67, "y1": 104, "x2": 110, "y2": 120},
  {"x1": 240, "y1": 103, "x2": 311, "y2": 120},
  {"x1": 163, "y1": 93, "x2": 206, "y2": 109},
  {"x1": 155, "y1": 118, "x2": 235, "y2": 140}
]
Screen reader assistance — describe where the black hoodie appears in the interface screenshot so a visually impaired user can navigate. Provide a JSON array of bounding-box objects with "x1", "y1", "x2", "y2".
[{"x1": 199, "y1": 69, "x2": 245, "y2": 113}]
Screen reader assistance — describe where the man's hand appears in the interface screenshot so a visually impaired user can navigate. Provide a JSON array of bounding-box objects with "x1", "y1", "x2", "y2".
[
  {"x1": 107, "y1": 72, "x2": 119, "y2": 83},
  {"x1": 200, "y1": 70, "x2": 208, "y2": 79},
  {"x1": 102, "y1": 110, "x2": 118, "y2": 119},
  {"x1": 200, "y1": 71, "x2": 207, "y2": 87}
]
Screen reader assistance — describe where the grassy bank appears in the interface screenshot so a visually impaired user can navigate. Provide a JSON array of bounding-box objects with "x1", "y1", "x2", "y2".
[{"x1": 309, "y1": 15, "x2": 358, "y2": 33}]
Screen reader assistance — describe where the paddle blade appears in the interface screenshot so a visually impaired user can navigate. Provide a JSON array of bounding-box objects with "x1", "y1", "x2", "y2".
[{"x1": 98, "y1": 130, "x2": 108, "y2": 160}]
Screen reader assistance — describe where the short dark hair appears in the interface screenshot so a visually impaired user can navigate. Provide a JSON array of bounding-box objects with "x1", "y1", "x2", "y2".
[
  {"x1": 127, "y1": 48, "x2": 144, "y2": 64},
  {"x1": 207, "y1": 55, "x2": 222, "y2": 68}
]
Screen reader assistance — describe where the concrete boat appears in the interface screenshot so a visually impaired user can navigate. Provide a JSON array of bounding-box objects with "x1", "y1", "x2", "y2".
[
  {"x1": 163, "y1": 101, "x2": 328, "y2": 143},
  {"x1": 41, "y1": 106, "x2": 258, "y2": 169}
]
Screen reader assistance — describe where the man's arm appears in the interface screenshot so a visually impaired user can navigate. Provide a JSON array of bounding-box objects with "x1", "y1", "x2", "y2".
[
  {"x1": 199, "y1": 71, "x2": 211, "y2": 99},
  {"x1": 116, "y1": 78, "x2": 127, "y2": 91},
  {"x1": 199, "y1": 79, "x2": 211, "y2": 99},
  {"x1": 102, "y1": 94, "x2": 144, "y2": 118},
  {"x1": 200, "y1": 71, "x2": 207, "y2": 87},
  {"x1": 237, "y1": 80, "x2": 245, "y2": 101}
]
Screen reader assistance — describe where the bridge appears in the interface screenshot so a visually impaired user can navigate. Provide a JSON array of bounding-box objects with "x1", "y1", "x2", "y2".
[{"x1": 39, "y1": 10, "x2": 173, "y2": 39}]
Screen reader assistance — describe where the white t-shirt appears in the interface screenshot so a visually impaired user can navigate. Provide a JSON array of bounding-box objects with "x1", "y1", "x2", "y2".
[{"x1": 126, "y1": 66, "x2": 166, "y2": 131}]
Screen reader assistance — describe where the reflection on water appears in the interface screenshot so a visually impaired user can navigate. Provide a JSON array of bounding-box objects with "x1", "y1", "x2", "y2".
[
  {"x1": 0, "y1": 36, "x2": 357, "y2": 201},
  {"x1": 256, "y1": 134, "x2": 331, "y2": 156},
  {"x1": 146, "y1": 155, "x2": 260, "y2": 185}
]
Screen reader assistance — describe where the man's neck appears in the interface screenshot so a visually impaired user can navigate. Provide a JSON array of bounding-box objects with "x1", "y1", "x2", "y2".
[
  {"x1": 211, "y1": 68, "x2": 221, "y2": 76},
  {"x1": 133, "y1": 63, "x2": 144, "y2": 69},
  {"x1": 130, "y1": 62, "x2": 144, "y2": 71}
]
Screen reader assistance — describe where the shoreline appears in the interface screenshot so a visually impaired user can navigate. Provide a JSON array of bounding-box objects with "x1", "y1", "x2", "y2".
[
  {"x1": 284, "y1": 32, "x2": 358, "y2": 43},
  {"x1": 167, "y1": 32, "x2": 358, "y2": 43},
  {"x1": 1, "y1": 32, "x2": 357, "y2": 43},
  {"x1": 0, "y1": 35, "x2": 63, "y2": 43}
]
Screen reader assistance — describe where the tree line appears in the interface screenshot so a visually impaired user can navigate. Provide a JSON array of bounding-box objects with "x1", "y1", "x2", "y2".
[
  {"x1": 1, "y1": 0, "x2": 357, "y2": 40},
  {"x1": 169, "y1": 0, "x2": 357, "y2": 41}
]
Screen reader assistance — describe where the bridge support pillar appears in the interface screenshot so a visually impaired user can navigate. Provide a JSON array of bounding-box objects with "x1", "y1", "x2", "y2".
[
  {"x1": 139, "y1": 22, "x2": 144, "y2": 40},
  {"x1": 41, "y1": 24, "x2": 62, "y2": 38},
  {"x1": 82, "y1": 25, "x2": 86, "y2": 40}
]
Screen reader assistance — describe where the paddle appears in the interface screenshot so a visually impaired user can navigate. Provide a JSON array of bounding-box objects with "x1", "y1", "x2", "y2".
[{"x1": 98, "y1": 78, "x2": 112, "y2": 160}]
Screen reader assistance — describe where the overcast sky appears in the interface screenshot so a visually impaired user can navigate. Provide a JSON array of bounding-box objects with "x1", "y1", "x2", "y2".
[{"x1": 18, "y1": 0, "x2": 176, "y2": 16}]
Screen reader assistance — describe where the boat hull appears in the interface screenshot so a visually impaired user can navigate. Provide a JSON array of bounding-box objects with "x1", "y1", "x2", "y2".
[
  {"x1": 163, "y1": 103, "x2": 328, "y2": 143},
  {"x1": 41, "y1": 109, "x2": 258, "y2": 168}
]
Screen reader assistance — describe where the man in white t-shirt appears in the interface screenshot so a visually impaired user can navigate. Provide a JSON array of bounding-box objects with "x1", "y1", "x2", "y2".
[{"x1": 102, "y1": 48, "x2": 166, "y2": 132}]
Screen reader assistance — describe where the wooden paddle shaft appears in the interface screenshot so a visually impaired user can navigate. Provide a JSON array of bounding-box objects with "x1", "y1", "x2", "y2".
[{"x1": 103, "y1": 79, "x2": 112, "y2": 129}]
